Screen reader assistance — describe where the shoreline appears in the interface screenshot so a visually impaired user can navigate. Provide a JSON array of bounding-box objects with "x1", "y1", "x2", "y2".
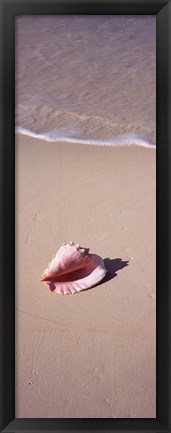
[{"x1": 16, "y1": 128, "x2": 156, "y2": 149}]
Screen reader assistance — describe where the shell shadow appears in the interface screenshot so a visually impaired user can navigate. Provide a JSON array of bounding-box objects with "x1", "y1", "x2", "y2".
[
  {"x1": 104, "y1": 257, "x2": 129, "y2": 282},
  {"x1": 94, "y1": 257, "x2": 129, "y2": 288}
]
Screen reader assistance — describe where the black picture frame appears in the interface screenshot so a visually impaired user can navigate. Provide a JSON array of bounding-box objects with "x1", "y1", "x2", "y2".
[{"x1": 0, "y1": 0, "x2": 170, "y2": 432}]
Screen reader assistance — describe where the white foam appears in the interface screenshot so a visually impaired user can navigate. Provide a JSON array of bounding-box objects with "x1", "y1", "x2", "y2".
[{"x1": 15, "y1": 126, "x2": 156, "y2": 149}]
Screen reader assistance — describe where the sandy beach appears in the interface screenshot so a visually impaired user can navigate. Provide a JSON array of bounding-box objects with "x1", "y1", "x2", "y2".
[
  {"x1": 15, "y1": 133, "x2": 156, "y2": 418},
  {"x1": 15, "y1": 15, "x2": 156, "y2": 419}
]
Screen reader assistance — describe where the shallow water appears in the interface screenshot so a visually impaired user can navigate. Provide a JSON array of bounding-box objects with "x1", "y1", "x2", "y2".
[{"x1": 15, "y1": 16, "x2": 156, "y2": 146}]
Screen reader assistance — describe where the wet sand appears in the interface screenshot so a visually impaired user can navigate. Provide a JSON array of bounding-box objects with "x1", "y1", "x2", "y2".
[
  {"x1": 15, "y1": 16, "x2": 156, "y2": 143},
  {"x1": 15, "y1": 133, "x2": 156, "y2": 418}
]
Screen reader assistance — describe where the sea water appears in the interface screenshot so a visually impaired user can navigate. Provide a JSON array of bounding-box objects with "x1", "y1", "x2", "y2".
[{"x1": 15, "y1": 16, "x2": 156, "y2": 148}]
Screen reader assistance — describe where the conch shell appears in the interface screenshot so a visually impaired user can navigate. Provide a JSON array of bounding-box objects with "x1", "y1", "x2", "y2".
[{"x1": 40, "y1": 242, "x2": 107, "y2": 294}]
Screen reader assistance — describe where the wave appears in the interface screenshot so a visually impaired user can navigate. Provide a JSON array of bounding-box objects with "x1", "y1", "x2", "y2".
[{"x1": 15, "y1": 126, "x2": 156, "y2": 149}]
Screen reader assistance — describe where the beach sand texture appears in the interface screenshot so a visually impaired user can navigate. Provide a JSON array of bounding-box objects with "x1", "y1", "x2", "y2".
[{"x1": 15, "y1": 136, "x2": 156, "y2": 418}]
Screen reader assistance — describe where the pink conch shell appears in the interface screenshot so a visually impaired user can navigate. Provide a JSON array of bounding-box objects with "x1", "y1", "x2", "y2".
[{"x1": 40, "y1": 242, "x2": 107, "y2": 294}]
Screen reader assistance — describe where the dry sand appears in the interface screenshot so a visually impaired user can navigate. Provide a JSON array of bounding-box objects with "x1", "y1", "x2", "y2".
[{"x1": 15, "y1": 133, "x2": 156, "y2": 418}]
